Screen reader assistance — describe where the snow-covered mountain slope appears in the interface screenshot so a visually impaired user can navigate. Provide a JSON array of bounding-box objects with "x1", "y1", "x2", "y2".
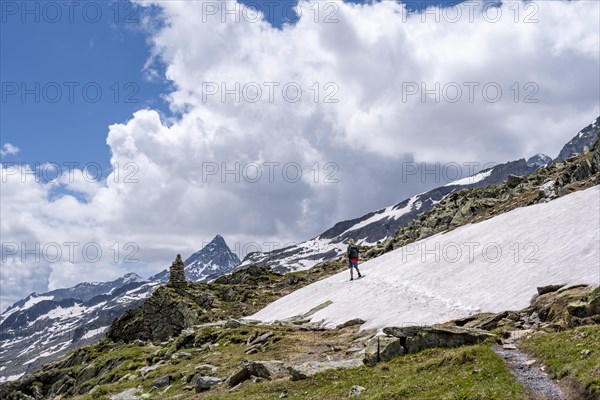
[
  {"x1": 0, "y1": 280, "x2": 160, "y2": 380},
  {"x1": 239, "y1": 157, "x2": 545, "y2": 274},
  {"x1": 150, "y1": 234, "x2": 240, "y2": 282},
  {"x1": 250, "y1": 185, "x2": 600, "y2": 330},
  {"x1": 556, "y1": 116, "x2": 600, "y2": 162},
  {"x1": 0, "y1": 273, "x2": 144, "y2": 325}
]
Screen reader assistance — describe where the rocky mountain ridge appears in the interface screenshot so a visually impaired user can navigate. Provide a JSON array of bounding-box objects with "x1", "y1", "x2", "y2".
[
  {"x1": 555, "y1": 116, "x2": 600, "y2": 162},
  {"x1": 239, "y1": 117, "x2": 599, "y2": 274}
]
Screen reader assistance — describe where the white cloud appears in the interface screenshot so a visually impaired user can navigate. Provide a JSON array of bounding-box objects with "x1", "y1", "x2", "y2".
[
  {"x1": 1, "y1": 0, "x2": 599, "y2": 309},
  {"x1": 0, "y1": 143, "x2": 20, "y2": 157}
]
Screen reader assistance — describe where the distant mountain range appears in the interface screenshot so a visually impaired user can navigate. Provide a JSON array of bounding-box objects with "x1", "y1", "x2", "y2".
[
  {"x1": 0, "y1": 235, "x2": 241, "y2": 380},
  {"x1": 1, "y1": 116, "x2": 598, "y2": 380}
]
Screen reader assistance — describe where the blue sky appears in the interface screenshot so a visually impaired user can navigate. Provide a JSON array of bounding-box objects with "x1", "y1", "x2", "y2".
[
  {"x1": 0, "y1": 0, "x2": 466, "y2": 173},
  {"x1": 1, "y1": 1, "x2": 168, "y2": 174}
]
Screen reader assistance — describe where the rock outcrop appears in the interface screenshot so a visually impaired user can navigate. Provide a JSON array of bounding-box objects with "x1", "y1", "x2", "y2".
[
  {"x1": 363, "y1": 336, "x2": 404, "y2": 366},
  {"x1": 383, "y1": 325, "x2": 495, "y2": 355},
  {"x1": 107, "y1": 283, "x2": 215, "y2": 342}
]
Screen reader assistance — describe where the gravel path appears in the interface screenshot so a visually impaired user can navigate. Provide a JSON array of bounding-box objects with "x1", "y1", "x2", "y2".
[{"x1": 493, "y1": 344, "x2": 565, "y2": 400}]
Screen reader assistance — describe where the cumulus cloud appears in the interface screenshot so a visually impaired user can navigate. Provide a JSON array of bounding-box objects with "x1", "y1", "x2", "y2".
[
  {"x1": 0, "y1": 143, "x2": 20, "y2": 157},
  {"x1": 1, "y1": 0, "x2": 599, "y2": 309}
]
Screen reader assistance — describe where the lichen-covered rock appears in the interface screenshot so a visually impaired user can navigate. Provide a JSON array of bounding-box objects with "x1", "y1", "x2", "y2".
[
  {"x1": 337, "y1": 318, "x2": 365, "y2": 330},
  {"x1": 107, "y1": 285, "x2": 215, "y2": 342},
  {"x1": 150, "y1": 375, "x2": 170, "y2": 389},
  {"x1": 349, "y1": 385, "x2": 365, "y2": 397},
  {"x1": 383, "y1": 325, "x2": 494, "y2": 354},
  {"x1": 244, "y1": 360, "x2": 288, "y2": 380},
  {"x1": 506, "y1": 174, "x2": 524, "y2": 188},
  {"x1": 363, "y1": 336, "x2": 404, "y2": 366},
  {"x1": 75, "y1": 364, "x2": 96, "y2": 383},
  {"x1": 192, "y1": 375, "x2": 222, "y2": 392},
  {"x1": 213, "y1": 265, "x2": 281, "y2": 285},
  {"x1": 226, "y1": 360, "x2": 287, "y2": 388},
  {"x1": 537, "y1": 284, "x2": 566, "y2": 296},
  {"x1": 528, "y1": 285, "x2": 599, "y2": 329},
  {"x1": 227, "y1": 366, "x2": 250, "y2": 388},
  {"x1": 288, "y1": 359, "x2": 363, "y2": 380}
]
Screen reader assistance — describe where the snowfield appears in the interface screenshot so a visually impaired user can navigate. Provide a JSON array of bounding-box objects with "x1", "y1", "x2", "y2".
[
  {"x1": 445, "y1": 169, "x2": 493, "y2": 187},
  {"x1": 250, "y1": 186, "x2": 600, "y2": 330}
]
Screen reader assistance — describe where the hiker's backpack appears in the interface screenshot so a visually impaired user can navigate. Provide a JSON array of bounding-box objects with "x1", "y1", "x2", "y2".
[{"x1": 349, "y1": 245, "x2": 359, "y2": 259}]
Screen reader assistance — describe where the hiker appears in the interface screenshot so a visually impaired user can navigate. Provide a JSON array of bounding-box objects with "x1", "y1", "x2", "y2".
[{"x1": 346, "y1": 239, "x2": 362, "y2": 281}]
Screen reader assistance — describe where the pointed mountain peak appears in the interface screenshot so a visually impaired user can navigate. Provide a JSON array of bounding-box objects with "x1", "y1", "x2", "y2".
[
  {"x1": 121, "y1": 272, "x2": 144, "y2": 283},
  {"x1": 526, "y1": 153, "x2": 552, "y2": 168},
  {"x1": 210, "y1": 234, "x2": 226, "y2": 244},
  {"x1": 182, "y1": 235, "x2": 241, "y2": 282}
]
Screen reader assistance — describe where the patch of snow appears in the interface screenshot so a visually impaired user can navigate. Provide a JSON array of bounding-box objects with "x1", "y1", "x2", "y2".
[
  {"x1": 342, "y1": 196, "x2": 418, "y2": 234},
  {"x1": 0, "y1": 372, "x2": 24, "y2": 383},
  {"x1": 445, "y1": 169, "x2": 492, "y2": 187},
  {"x1": 539, "y1": 181, "x2": 557, "y2": 198},
  {"x1": 80, "y1": 326, "x2": 109, "y2": 340},
  {"x1": 23, "y1": 341, "x2": 71, "y2": 365},
  {"x1": 250, "y1": 186, "x2": 600, "y2": 330}
]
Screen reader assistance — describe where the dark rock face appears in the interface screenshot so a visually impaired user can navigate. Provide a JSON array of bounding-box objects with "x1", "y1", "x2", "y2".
[
  {"x1": 363, "y1": 336, "x2": 404, "y2": 366},
  {"x1": 168, "y1": 254, "x2": 186, "y2": 287},
  {"x1": 193, "y1": 375, "x2": 222, "y2": 392},
  {"x1": 151, "y1": 375, "x2": 171, "y2": 389},
  {"x1": 506, "y1": 174, "x2": 525, "y2": 188},
  {"x1": 555, "y1": 116, "x2": 600, "y2": 162},
  {"x1": 537, "y1": 284, "x2": 566, "y2": 296},
  {"x1": 107, "y1": 284, "x2": 215, "y2": 343}
]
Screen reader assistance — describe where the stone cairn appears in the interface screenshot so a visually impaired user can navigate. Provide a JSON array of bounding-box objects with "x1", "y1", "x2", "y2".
[{"x1": 168, "y1": 254, "x2": 186, "y2": 286}]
